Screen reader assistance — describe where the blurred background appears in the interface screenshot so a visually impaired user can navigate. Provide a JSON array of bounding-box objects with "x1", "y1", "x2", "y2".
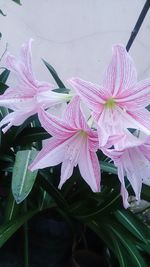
[{"x1": 0, "y1": 0, "x2": 150, "y2": 85}]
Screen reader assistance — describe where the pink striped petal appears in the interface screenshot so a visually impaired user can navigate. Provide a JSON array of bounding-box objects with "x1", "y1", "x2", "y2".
[
  {"x1": 59, "y1": 160, "x2": 74, "y2": 189},
  {"x1": 29, "y1": 137, "x2": 66, "y2": 171},
  {"x1": 63, "y1": 96, "x2": 88, "y2": 130},
  {"x1": 5, "y1": 52, "x2": 37, "y2": 91},
  {"x1": 0, "y1": 90, "x2": 35, "y2": 110},
  {"x1": 20, "y1": 39, "x2": 53, "y2": 91},
  {"x1": 102, "y1": 44, "x2": 137, "y2": 96},
  {"x1": 5, "y1": 40, "x2": 53, "y2": 93},
  {"x1": 117, "y1": 79, "x2": 150, "y2": 109},
  {"x1": 68, "y1": 78, "x2": 106, "y2": 112},
  {"x1": 38, "y1": 108, "x2": 77, "y2": 139},
  {"x1": 78, "y1": 140, "x2": 100, "y2": 192},
  {"x1": 19, "y1": 39, "x2": 35, "y2": 83},
  {"x1": 118, "y1": 166, "x2": 130, "y2": 209},
  {"x1": 88, "y1": 131, "x2": 99, "y2": 152},
  {"x1": 139, "y1": 137, "x2": 150, "y2": 161},
  {"x1": 127, "y1": 108, "x2": 150, "y2": 133},
  {"x1": 37, "y1": 90, "x2": 69, "y2": 108},
  {"x1": 0, "y1": 108, "x2": 36, "y2": 133}
]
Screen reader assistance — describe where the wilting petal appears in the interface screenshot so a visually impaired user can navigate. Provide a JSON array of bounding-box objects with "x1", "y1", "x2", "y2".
[
  {"x1": 103, "y1": 142, "x2": 150, "y2": 207},
  {"x1": 118, "y1": 166, "x2": 129, "y2": 209},
  {"x1": 121, "y1": 149, "x2": 141, "y2": 201},
  {"x1": 29, "y1": 137, "x2": 66, "y2": 171},
  {"x1": 78, "y1": 139, "x2": 100, "y2": 192},
  {"x1": 102, "y1": 45, "x2": 137, "y2": 96}
]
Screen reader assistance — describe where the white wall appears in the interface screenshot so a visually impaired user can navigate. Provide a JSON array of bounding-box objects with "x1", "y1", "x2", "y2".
[{"x1": 0, "y1": 0, "x2": 150, "y2": 87}]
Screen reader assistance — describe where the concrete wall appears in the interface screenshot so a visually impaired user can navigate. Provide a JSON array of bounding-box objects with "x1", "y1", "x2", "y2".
[{"x1": 0, "y1": 0, "x2": 150, "y2": 86}]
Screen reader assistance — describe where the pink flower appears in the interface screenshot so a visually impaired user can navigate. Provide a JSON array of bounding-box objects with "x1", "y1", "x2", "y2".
[
  {"x1": 29, "y1": 96, "x2": 100, "y2": 192},
  {"x1": 68, "y1": 45, "x2": 150, "y2": 145},
  {"x1": 0, "y1": 39, "x2": 70, "y2": 132},
  {"x1": 102, "y1": 133, "x2": 150, "y2": 208}
]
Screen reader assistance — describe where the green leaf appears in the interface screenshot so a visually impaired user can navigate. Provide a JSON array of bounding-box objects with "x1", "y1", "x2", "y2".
[
  {"x1": 0, "y1": 82, "x2": 9, "y2": 94},
  {"x1": 100, "y1": 161, "x2": 117, "y2": 174},
  {"x1": 71, "y1": 186, "x2": 121, "y2": 220},
  {"x1": 111, "y1": 236, "x2": 130, "y2": 267},
  {"x1": 87, "y1": 221, "x2": 114, "y2": 251},
  {"x1": 43, "y1": 59, "x2": 66, "y2": 88},
  {"x1": 53, "y1": 87, "x2": 70, "y2": 94},
  {"x1": 108, "y1": 224, "x2": 149, "y2": 267},
  {"x1": 15, "y1": 127, "x2": 50, "y2": 145},
  {"x1": 4, "y1": 191, "x2": 20, "y2": 222},
  {"x1": 0, "y1": 193, "x2": 55, "y2": 247},
  {"x1": 0, "y1": 10, "x2": 6, "y2": 16},
  {"x1": 0, "y1": 126, "x2": 19, "y2": 153},
  {"x1": 110, "y1": 234, "x2": 139, "y2": 267},
  {"x1": 38, "y1": 171, "x2": 69, "y2": 211},
  {"x1": 141, "y1": 184, "x2": 150, "y2": 202},
  {"x1": 114, "y1": 209, "x2": 150, "y2": 244},
  {"x1": 0, "y1": 69, "x2": 10, "y2": 83},
  {"x1": 12, "y1": 0, "x2": 22, "y2": 5},
  {"x1": 139, "y1": 243, "x2": 150, "y2": 255},
  {"x1": 38, "y1": 190, "x2": 54, "y2": 211},
  {"x1": 12, "y1": 150, "x2": 38, "y2": 204},
  {"x1": 0, "y1": 107, "x2": 9, "y2": 121},
  {"x1": 0, "y1": 209, "x2": 37, "y2": 247}
]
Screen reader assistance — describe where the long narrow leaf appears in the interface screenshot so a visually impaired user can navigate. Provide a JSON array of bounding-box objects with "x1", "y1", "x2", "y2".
[
  {"x1": 108, "y1": 224, "x2": 149, "y2": 267},
  {"x1": 115, "y1": 210, "x2": 149, "y2": 244},
  {"x1": 43, "y1": 59, "x2": 65, "y2": 88},
  {"x1": 12, "y1": 150, "x2": 38, "y2": 204},
  {"x1": 0, "y1": 69, "x2": 10, "y2": 83},
  {"x1": 100, "y1": 161, "x2": 117, "y2": 174},
  {"x1": 0, "y1": 209, "x2": 37, "y2": 247},
  {"x1": 4, "y1": 191, "x2": 20, "y2": 222}
]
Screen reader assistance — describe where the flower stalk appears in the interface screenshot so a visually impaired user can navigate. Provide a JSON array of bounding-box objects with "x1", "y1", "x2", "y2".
[{"x1": 126, "y1": 0, "x2": 150, "y2": 51}]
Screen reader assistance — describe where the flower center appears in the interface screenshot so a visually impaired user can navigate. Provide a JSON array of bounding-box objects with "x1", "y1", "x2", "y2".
[
  {"x1": 104, "y1": 98, "x2": 116, "y2": 109},
  {"x1": 79, "y1": 130, "x2": 87, "y2": 137}
]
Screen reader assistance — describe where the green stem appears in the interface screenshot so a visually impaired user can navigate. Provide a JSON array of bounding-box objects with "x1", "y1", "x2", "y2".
[
  {"x1": 126, "y1": 0, "x2": 150, "y2": 51},
  {"x1": 24, "y1": 200, "x2": 29, "y2": 267}
]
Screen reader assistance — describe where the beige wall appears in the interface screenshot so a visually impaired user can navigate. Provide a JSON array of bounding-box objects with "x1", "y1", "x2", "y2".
[{"x1": 0, "y1": 0, "x2": 150, "y2": 86}]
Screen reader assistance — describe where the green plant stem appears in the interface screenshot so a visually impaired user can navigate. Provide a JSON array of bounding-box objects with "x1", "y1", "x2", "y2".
[
  {"x1": 24, "y1": 200, "x2": 29, "y2": 267},
  {"x1": 126, "y1": 0, "x2": 150, "y2": 51}
]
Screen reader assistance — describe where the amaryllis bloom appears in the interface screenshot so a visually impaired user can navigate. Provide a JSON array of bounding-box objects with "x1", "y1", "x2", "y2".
[
  {"x1": 68, "y1": 45, "x2": 150, "y2": 145},
  {"x1": 30, "y1": 96, "x2": 100, "y2": 192},
  {"x1": 102, "y1": 133, "x2": 150, "y2": 208},
  {"x1": 0, "y1": 39, "x2": 71, "y2": 132}
]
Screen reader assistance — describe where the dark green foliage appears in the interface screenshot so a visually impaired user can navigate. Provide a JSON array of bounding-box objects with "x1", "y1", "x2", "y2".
[{"x1": 12, "y1": 0, "x2": 21, "y2": 5}]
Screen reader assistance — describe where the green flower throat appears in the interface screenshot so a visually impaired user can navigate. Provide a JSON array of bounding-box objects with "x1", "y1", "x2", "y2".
[{"x1": 104, "y1": 98, "x2": 116, "y2": 109}]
